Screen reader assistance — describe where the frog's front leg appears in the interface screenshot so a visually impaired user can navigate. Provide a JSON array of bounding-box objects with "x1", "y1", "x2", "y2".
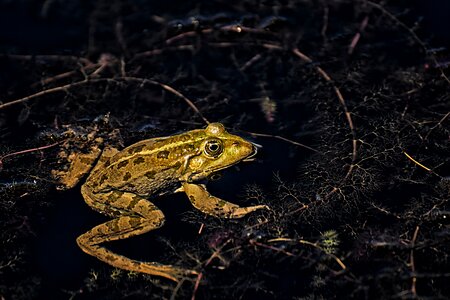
[
  {"x1": 77, "y1": 188, "x2": 197, "y2": 282},
  {"x1": 182, "y1": 182, "x2": 269, "y2": 218}
]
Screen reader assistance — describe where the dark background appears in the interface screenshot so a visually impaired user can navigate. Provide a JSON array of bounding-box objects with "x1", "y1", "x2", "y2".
[{"x1": 0, "y1": 0, "x2": 449, "y2": 299}]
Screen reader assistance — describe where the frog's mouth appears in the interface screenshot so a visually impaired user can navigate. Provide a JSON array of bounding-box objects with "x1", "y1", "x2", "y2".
[
  {"x1": 242, "y1": 142, "x2": 261, "y2": 162},
  {"x1": 189, "y1": 142, "x2": 261, "y2": 182}
]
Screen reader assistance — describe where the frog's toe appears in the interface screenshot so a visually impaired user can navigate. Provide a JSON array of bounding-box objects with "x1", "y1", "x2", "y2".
[
  {"x1": 229, "y1": 204, "x2": 270, "y2": 218},
  {"x1": 166, "y1": 268, "x2": 199, "y2": 282},
  {"x1": 254, "y1": 204, "x2": 270, "y2": 210}
]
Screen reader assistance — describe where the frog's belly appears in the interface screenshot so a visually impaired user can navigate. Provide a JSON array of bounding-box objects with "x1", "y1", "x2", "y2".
[{"x1": 113, "y1": 169, "x2": 181, "y2": 197}]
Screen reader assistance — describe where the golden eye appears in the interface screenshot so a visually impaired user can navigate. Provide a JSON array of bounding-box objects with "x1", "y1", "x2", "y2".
[{"x1": 204, "y1": 139, "x2": 223, "y2": 157}]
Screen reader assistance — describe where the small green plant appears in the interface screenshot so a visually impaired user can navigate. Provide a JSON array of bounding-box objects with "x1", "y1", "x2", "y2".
[{"x1": 320, "y1": 230, "x2": 340, "y2": 255}]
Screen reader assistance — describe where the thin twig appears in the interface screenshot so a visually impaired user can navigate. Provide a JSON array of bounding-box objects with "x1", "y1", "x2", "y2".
[
  {"x1": 189, "y1": 239, "x2": 233, "y2": 300},
  {"x1": 198, "y1": 223, "x2": 204, "y2": 235},
  {"x1": 170, "y1": 278, "x2": 188, "y2": 300},
  {"x1": 403, "y1": 151, "x2": 441, "y2": 177},
  {"x1": 190, "y1": 273, "x2": 203, "y2": 300},
  {"x1": 370, "y1": 203, "x2": 401, "y2": 219},
  {"x1": 0, "y1": 141, "x2": 62, "y2": 170},
  {"x1": 130, "y1": 45, "x2": 195, "y2": 62},
  {"x1": 285, "y1": 204, "x2": 309, "y2": 215},
  {"x1": 32, "y1": 63, "x2": 101, "y2": 88},
  {"x1": 166, "y1": 28, "x2": 214, "y2": 44},
  {"x1": 348, "y1": 16, "x2": 369, "y2": 55},
  {"x1": 410, "y1": 226, "x2": 420, "y2": 297},
  {"x1": 165, "y1": 25, "x2": 275, "y2": 45},
  {"x1": 250, "y1": 239, "x2": 296, "y2": 257},
  {"x1": 424, "y1": 111, "x2": 450, "y2": 141},
  {"x1": 245, "y1": 131, "x2": 320, "y2": 153},
  {"x1": 0, "y1": 79, "x2": 91, "y2": 110},
  {"x1": 240, "y1": 54, "x2": 263, "y2": 72},
  {"x1": 298, "y1": 239, "x2": 347, "y2": 271}
]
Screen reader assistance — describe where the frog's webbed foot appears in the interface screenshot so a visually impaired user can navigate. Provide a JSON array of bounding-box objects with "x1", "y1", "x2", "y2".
[
  {"x1": 77, "y1": 189, "x2": 197, "y2": 282},
  {"x1": 182, "y1": 182, "x2": 269, "y2": 218}
]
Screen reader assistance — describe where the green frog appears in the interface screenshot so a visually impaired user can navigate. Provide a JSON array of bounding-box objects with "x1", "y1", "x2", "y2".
[{"x1": 55, "y1": 123, "x2": 268, "y2": 282}]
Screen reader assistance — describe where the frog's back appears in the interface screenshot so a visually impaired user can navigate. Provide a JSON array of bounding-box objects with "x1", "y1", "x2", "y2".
[{"x1": 87, "y1": 130, "x2": 206, "y2": 196}]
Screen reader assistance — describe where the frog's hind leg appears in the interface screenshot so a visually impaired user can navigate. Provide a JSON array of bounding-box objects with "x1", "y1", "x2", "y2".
[
  {"x1": 53, "y1": 146, "x2": 119, "y2": 190},
  {"x1": 52, "y1": 146, "x2": 102, "y2": 190},
  {"x1": 77, "y1": 190, "x2": 197, "y2": 282}
]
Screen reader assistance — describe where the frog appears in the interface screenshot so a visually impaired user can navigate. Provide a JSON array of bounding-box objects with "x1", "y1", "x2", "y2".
[{"x1": 55, "y1": 122, "x2": 268, "y2": 282}]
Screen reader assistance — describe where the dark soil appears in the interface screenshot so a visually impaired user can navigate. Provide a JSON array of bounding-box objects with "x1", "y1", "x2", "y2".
[{"x1": 0, "y1": 0, "x2": 449, "y2": 299}]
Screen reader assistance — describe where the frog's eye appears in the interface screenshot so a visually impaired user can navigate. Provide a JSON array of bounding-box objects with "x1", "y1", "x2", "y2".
[{"x1": 204, "y1": 139, "x2": 224, "y2": 158}]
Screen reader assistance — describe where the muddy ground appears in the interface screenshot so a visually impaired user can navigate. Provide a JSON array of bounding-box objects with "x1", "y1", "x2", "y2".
[{"x1": 0, "y1": 0, "x2": 449, "y2": 299}]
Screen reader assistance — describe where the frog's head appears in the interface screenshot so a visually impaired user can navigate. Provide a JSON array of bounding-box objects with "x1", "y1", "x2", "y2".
[{"x1": 186, "y1": 123, "x2": 258, "y2": 181}]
